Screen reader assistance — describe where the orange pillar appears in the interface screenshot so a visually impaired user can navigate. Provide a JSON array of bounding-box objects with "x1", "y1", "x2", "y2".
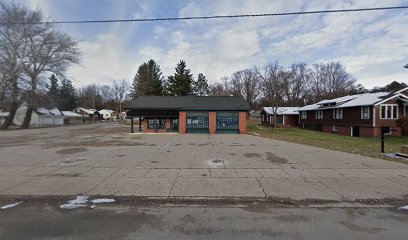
[
  {"x1": 143, "y1": 118, "x2": 148, "y2": 133},
  {"x1": 209, "y1": 112, "x2": 216, "y2": 134},
  {"x1": 165, "y1": 117, "x2": 171, "y2": 131},
  {"x1": 239, "y1": 112, "x2": 247, "y2": 134},
  {"x1": 179, "y1": 112, "x2": 186, "y2": 134}
]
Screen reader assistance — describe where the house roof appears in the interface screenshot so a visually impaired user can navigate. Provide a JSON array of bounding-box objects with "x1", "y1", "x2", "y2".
[
  {"x1": 61, "y1": 111, "x2": 82, "y2": 117},
  {"x1": 0, "y1": 112, "x2": 9, "y2": 117},
  {"x1": 298, "y1": 90, "x2": 408, "y2": 111},
  {"x1": 98, "y1": 109, "x2": 114, "y2": 114},
  {"x1": 262, "y1": 107, "x2": 299, "y2": 115},
  {"x1": 75, "y1": 107, "x2": 97, "y2": 114},
  {"x1": 125, "y1": 96, "x2": 250, "y2": 111}
]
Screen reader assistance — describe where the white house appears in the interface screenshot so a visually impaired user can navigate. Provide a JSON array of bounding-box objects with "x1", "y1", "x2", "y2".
[
  {"x1": 61, "y1": 111, "x2": 83, "y2": 124},
  {"x1": 98, "y1": 109, "x2": 115, "y2": 120},
  {"x1": 13, "y1": 103, "x2": 64, "y2": 126}
]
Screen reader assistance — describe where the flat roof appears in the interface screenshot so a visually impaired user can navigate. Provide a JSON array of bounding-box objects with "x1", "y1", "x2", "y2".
[{"x1": 125, "y1": 96, "x2": 250, "y2": 111}]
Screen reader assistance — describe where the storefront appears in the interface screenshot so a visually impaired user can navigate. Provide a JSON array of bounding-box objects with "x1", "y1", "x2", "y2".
[{"x1": 125, "y1": 95, "x2": 250, "y2": 134}]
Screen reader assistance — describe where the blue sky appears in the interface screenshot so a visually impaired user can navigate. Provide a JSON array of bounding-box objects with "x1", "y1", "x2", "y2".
[{"x1": 14, "y1": 0, "x2": 408, "y2": 88}]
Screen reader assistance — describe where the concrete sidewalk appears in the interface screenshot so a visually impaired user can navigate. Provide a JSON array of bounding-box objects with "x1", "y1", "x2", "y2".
[{"x1": 0, "y1": 123, "x2": 407, "y2": 202}]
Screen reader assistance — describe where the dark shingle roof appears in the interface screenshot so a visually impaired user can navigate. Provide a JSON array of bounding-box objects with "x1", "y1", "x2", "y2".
[{"x1": 125, "y1": 96, "x2": 250, "y2": 111}]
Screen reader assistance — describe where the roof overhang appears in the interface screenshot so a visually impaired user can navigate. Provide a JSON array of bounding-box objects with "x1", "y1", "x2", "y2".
[{"x1": 374, "y1": 93, "x2": 408, "y2": 106}]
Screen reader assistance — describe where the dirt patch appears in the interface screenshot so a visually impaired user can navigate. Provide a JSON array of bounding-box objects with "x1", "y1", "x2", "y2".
[
  {"x1": 35, "y1": 173, "x2": 81, "y2": 177},
  {"x1": 56, "y1": 147, "x2": 88, "y2": 154},
  {"x1": 265, "y1": 152, "x2": 288, "y2": 164},
  {"x1": 198, "y1": 142, "x2": 211, "y2": 146},
  {"x1": 273, "y1": 214, "x2": 310, "y2": 223},
  {"x1": 244, "y1": 153, "x2": 262, "y2": 158},
  {"x1": 338, "y1": 220, "x2": 385, "y2": 234}
]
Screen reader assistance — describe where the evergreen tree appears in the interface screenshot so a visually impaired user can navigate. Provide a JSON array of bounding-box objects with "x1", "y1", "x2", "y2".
[
  {"x1": 59, "y1": 79, "x2": 78, "y2": 111},
  {"x1": 193, "y1": 73, "x2": 210, "y2": 96},
  {"x1": 132, "y1": 59, "x2": 164, "y2": 98},
  {"x1": 166, "y1": 60, "x2": 193, "y2": 96},
  {"x1": 46, "y1": 74, "x2": 60, "y2": 106}
]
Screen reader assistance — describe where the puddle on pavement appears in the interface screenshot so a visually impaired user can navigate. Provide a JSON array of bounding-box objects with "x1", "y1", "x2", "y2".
[
  {"x1": 265, "y1": 152, "x2": 288, "y2": 164},
  {"x1": 56, "y1": 147, "x2": 88, "y2": 154},
  {"x1": 244, "y1": 153, "x2": 262, "y2": 158},
  {"x1": 115, "y1": 154, "x2": 127, "y2": 157},
  {"x1": 198, "y1": 142, "x2": 211, "y2": 146}
]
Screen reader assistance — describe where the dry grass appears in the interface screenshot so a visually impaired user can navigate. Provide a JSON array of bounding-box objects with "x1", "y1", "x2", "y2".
[{"x1": 248, "y1": 123, "x2": 408, "y2": 160}]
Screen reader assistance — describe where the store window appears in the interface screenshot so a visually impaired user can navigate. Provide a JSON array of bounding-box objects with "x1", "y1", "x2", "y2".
[{"x1": 147, "y1": 117, "x2": 166, "y2": 129}]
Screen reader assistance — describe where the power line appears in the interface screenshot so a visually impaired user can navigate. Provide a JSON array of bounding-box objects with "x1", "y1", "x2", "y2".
[{"x1": 4, "y1": 6, "x2": 408, "y2": 24}]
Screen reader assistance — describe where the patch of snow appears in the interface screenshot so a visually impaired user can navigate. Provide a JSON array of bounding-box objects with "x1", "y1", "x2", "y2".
[
  {"x1": 398, "y1": 205, "x2": 408, "y2": 211},
  {"x1": 90, "y1": 205, "x2": 97, "y2": 209},
  {"x1": 60, "y1": 196, "x2": 89, "y2": 209},
  {"x1": 91, "y1": 198, "x2": 116, "y2": 204},
  {"x1": 1, "y1": 202, "x2": 22, "y2": 210},
  {"x1": 208, "y1": 160, "x2": 224, "y2": 168}
]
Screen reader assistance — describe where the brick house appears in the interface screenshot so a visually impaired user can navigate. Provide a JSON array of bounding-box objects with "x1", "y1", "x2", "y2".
[
  {"x1": 125, "y1": 95, "x2": 250, "y2": 134},
  {"x1": 298, "y1": 87, "x2": 408, "y2": 137},
  {"x1": 261, "y1": 107, "x2": 299, "y2": 127}
]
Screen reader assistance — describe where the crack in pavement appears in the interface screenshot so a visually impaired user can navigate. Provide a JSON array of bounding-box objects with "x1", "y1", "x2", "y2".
[{"x1": 256, "y1": 178, "x2": 267, "y2": 198}]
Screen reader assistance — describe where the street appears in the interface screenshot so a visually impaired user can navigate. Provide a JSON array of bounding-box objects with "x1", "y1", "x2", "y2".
[{"x1": 0, "y1": 202, "x2": 407, "y2": 240}]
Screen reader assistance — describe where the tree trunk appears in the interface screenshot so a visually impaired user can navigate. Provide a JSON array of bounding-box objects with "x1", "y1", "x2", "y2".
[
  {"x1": 21, "y1": 105, "x2": 33, "y2": 128},
  {"x1": 2, "y1": 102, "x2": 18, "y2": 130},
  {"x1": 2, "y1": 78, "x2": 19, "y2": 130}
]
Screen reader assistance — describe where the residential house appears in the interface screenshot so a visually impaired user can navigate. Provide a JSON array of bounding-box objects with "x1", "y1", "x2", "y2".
[
  {"x1": 61, "y1": 111, "x2": 83, "y2": 124},
  {"x1": 261, "y1": 107, "x2": 299, "y2": 127},
  {"x1": 125, "y1": 95, "x2": 250, "y2": 134},
  {"x1": 73, "y1": 107, "x2": 101, "y2": 121},
  {"x1": 297, "y1": 87, "x2": 408, "y2": 137},
  {"x1": 98, "y1": 109, "x2": 115, "y2": 120},
  {"x1": 12, "y1": 103, "x2": 64, "y2": 126}
]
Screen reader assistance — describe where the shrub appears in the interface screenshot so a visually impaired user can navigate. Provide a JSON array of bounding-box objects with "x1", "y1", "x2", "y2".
[{"x1": 396, "y1": 117, "x2": 408, "y2": 136}]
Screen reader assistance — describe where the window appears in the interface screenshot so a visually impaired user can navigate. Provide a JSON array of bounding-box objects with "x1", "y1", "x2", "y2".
[
  {"x1": 333, "y1": 109, "x2": 343, "y2": 119},
  {"x1": 301, "y1": 111, "x2": 307, "y2": 119},
  {"x1": 380, "y1": 105, "x2": 398, "y2": 119},
  {"x1": 315, "y1": 110, "x2": 323, "y2": 119},
  {"x1": 361, "y1": 106, "x2": 370, "y2": 119},
  {"x1": 186, "y1": 116, "x2": 208, "y2": 127},
  {"x1": 147, "y1": 117, "x2": 166, "y2": 129},
  {"x1": 405, "y1": 105, "x2": 408, "y2": 117}
]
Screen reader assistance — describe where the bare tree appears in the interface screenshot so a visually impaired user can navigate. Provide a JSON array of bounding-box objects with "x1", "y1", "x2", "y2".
[
  {"x1": 99, "y1": 85, "x2": 112, "y2": 107},
  {"x1": 20, "y1": 10, "x2": 80, "y2": 128},
  {"x1": 282, "y1": 63, "x2": 312, "y2": 106},
  {"x1": 255, "y1": 61, "x2": 292, "y2": 129},
  {"x1": 208, "y1": 81, "x2": 228, "y2": 96},
  {"x1": 0, "y1": 2, "x2": 33, "y2": 129},
  {"x1": 113, "y1": 79, "x2": 130, "y2": 120},
  {"x1": 310, "y1": 62, "x2": 356, "y2": 102}
]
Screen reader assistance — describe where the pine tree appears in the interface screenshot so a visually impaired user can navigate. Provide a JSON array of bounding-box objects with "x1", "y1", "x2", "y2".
[
  {"x1": 166, "y1": 60, "x2": 193, "y2": 96},
  {"x1": 59, "y1": 79, "x2": 78, "y2": 111},
  {"x1": 132, "y1": 59, "x2": 164, "y2": 98},
  {"x1": 193, "y1": 73, "x2": 210, "y2": 96},
  {"x1": 46, "y1": 74, "x2": 60, "y2": 106}
]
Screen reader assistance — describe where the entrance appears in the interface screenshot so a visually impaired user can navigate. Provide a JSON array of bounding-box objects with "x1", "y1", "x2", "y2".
[
  {"x1": 352, "y1": 126, "x2": 360, "y2": 137},
  {"x1": 170, "y1": 118, "x2": 178, "y2": 132}
]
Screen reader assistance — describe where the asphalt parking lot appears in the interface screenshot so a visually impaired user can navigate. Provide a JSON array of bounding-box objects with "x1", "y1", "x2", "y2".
[{"x1": 0, "y1": 122, "x2": 407, "y2": 202}]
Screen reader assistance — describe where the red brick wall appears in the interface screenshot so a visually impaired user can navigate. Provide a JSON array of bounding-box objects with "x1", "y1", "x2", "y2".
[
  {"x1": 239, "y1": 112, "x2": 247, "y2": 134},
  {"x1": 143, "y1": 118, "x2": 148, "y2": 132},
  {"x1": 284, "y1": 115, "x2": 299, "y2": 126},
  {"x1": 209, "y1": 112, "x2": 216, "y2": 134},
  {"x1": 179, "y1": 111, "x2": 186, "y2": 134}
]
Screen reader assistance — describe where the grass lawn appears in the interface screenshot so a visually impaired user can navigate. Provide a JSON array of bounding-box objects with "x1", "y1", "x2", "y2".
[{"x1": 247, "y1": 123, "x2": 408, "y2": 160}]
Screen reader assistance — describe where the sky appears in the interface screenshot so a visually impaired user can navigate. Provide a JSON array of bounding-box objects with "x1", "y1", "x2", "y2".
[{"x1": 13, "y1": 0, "x2": 408, "y2": 88}]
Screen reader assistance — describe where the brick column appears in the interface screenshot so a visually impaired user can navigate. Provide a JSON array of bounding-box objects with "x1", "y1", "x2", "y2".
[
  {"x1": 165, "y1": 117, "x2": 171, "y2": 131},
  {"x1": 143, "y1": 118, "x2": 148, "y2": 133},
  {"x1": 179, "y1": 112, "x2": 186, "y2": 134},
  {"x1": 209, "y1": 112, "x2": 216, "y2": 134},
  {"x1": 239, "y1": 112, "x2": 247, "y2": 134}
]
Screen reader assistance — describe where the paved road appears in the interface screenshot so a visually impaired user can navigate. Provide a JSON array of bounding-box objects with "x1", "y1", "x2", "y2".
[
  {"x1": 0, "y1": 123, "x2": 407, "y2": 202},
  {"x1": 0, "y1": 203, "x2": 407, "y2": 240}
]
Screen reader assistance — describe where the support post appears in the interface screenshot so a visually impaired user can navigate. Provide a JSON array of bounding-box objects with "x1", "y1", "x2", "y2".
[
  {"x1": 380, "y1": 127, "x2": 388, "y2": 153},
  {"x1": 139, "y1": 117, "x2": 142, "y2": 131},
  {"x1": 130, "y1": 117, "x2": 134, "y2": 133}
]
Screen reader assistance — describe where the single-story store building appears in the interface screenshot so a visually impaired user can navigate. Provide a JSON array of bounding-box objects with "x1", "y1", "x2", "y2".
[{"x1": 125, "y1": 95, "x2": 250, "y2": 134}]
